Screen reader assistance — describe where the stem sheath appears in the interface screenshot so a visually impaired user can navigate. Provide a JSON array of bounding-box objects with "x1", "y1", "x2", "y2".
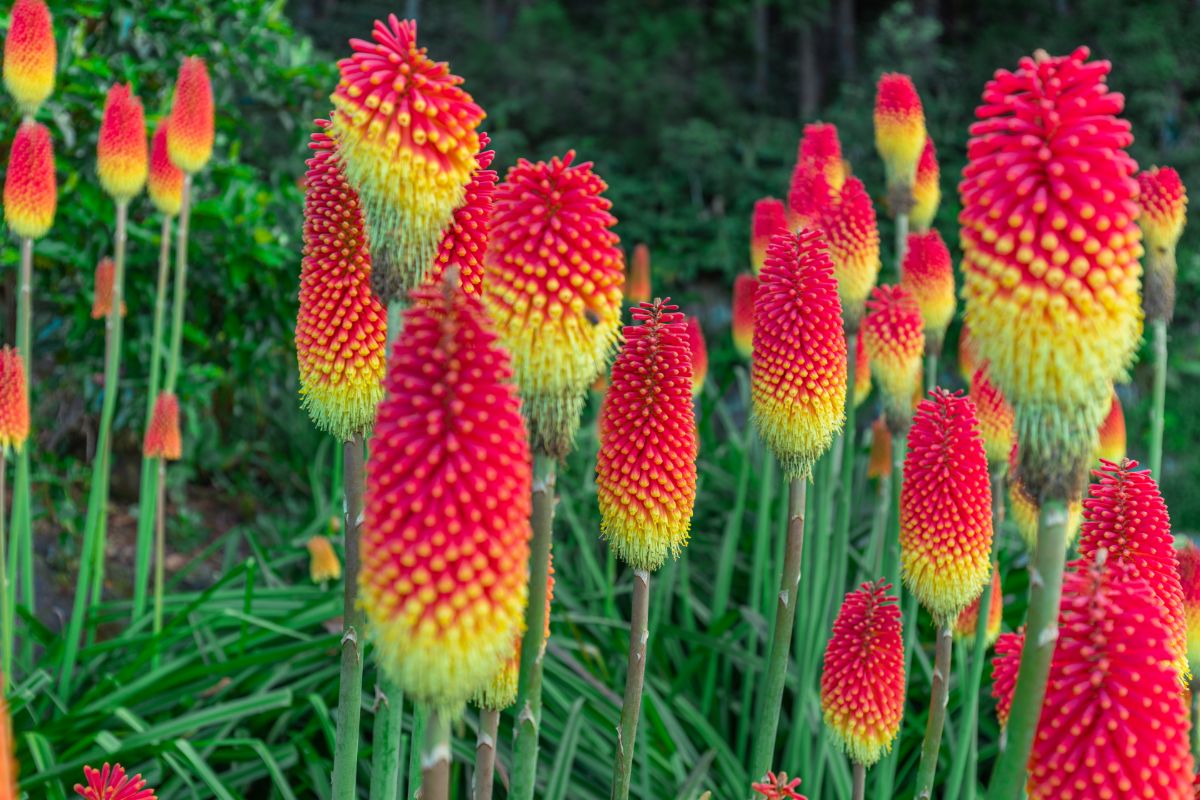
[
  {"x1": 914, "y1": 624, "x2": 954, "y2": 799},
  {"x1": 421, "y1": 709, "x2": 451, "y2": 800},
  {"x1": 331, "y1": 436, "x2": 366, "y2": 799},
  {"x1": 852, "y1": 762, "x2": 865, "y2": 800},
  {"x1": 611, "y1": 569, "x2": 651, "y2": 800},
  {"x1": 473, "y1": 708, "x2": 500, "y2": 800},
  {"x1": 370, "y1": 678, "x2": 405, "y2": 800}
]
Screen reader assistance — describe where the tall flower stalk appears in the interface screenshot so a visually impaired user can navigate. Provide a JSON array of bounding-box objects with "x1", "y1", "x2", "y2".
[
  {"x1": 746, "y1": 228, "x2": 847, "y2": 787},
  {"x1": 482, "y1": 151, "x2": 624, "y2": 799},
  {"x1": 596, "y1": 300, "x2": 697, "y2": 799},
  {"x1": 960, "y1": 50, "x2": 1143, "y2": 799}
]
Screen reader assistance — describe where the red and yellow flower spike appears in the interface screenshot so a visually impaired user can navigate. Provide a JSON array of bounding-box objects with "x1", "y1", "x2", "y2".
[
  {"x1": 969, "y1": 365, "x2": 1013, "y2": 465},
  {"x1": 867, "y1": 416, "x2": 891, "y2": 479},
  {"x1": 143, "y1": 392, "x2": 181, "y2": 461},
  {"x1": 597, "y1": 299, "x2": 697, "y2": 572},
  {"x1": 4, "y1": 120, "x2": 56, "y2": 240},
  {"x1": 74, "y1": 763, "x2": 156, "y2": 800},
  {"x1": 97, "y1": 83, "x2": 147, "y2": 201},
  {"x1": 166, "y1": 57, "x2": 213, "y2": 175},
  {"x1": 628, "y1": 243, "x2": 652, "y2": 303},
  {"x1": 874, "y1": 73, "x2": 927, "y2": 206},
  {"x1": 0, "y1": 348, "x2": 28, "y2": 455},
  {"x1": 1175, "y1": 542, "x2": 1200, "y2": 676},
  {"x1": 1138, "y1": 166, "x2": 1187, "y2": 322},
  {"x1": 960, "y1": 47, "x2": 1142, "y2": 500},
  {"x1": 362, "y1": 278, "x2": 532, "y2": 710},
  {"x1": 687, "y1": 315, "x2": 707, "y2": 397},
  {"x1": 1028, "y1": 560, "x2": 1195, "y2": 800},
  {"x1": 900, "y1": 389, "x2": 993, "y2": 620},
  {"x1": 861, "y1": 285, "x2": 923, "y2": 430},
  {"x1": 953, "y1": 568, "x2": 1002, "y2": 645},
  {"x1": 752, "y1": 771, "x2": 808, "y2": 800},
  {"x1": 306, "y1": 536, "x2": 342, "y2": 583},
  {"x1": 1096, "y1": 389, "x2": 1125, "y2": 463},
  {"x1": 3, "y1": 0, "x2": 55, "y2": 118},
  {"x1": 147, "y1": 120, "x2": 184, "y2": 217},
  {"x1": 990, "y1": 628, "x2": 1023, "y2": 729},
  {"x1": 429, "y1": 131, "x2": 496, "y2": 296},
  {"x1": 818, "y1": 177, "x2": 881, "y2": 331},
  {"x1": 751, "y1": 229, "x2": 847, "y2": 480},
  {"x1": 788, "y1": 122, "x2": 845, "y2": 229},
  {"x1": 90, "y1": 257, "x2": 126, "y2": 320},
  {"x1": 820, "y1": 579, "x2": 905, "y2": 767},
  {"x1": 900, "y1": 229, "x2": 955, "y2": 351},
  {"x1": 295, "y1": 124, "x2": 387, "y2": 442},
  {"x1": 853, "y1": 333, "x2": 871, "y2": 408},
  {"x1": 732, "y1": 272, "x2": 757, "y2": 359},
  {"x1": 1077, "y1": 458, "x2": 1188, "y2": 678},
  {"x1": 482, "y1": 151, "x2": 624, "y2": 458},
  {"x1": 751, "y1": 198, "x2": 789, "y2": 275},
  {"x1": 475, "y1": 566, "x2": 553, "y2": 712},
  {"x1": 330, "y1": 16, "x2": 484, "y2": 290},
  {"x1": 910, "y1": 137, "x2": 940, "y2": 232}
]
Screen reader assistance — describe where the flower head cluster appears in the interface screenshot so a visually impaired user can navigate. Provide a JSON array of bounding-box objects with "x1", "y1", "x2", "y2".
[
  {"x1": 97, "y1": 83, "x2": 147, "y2": 201},
  {"x1": 687, "y1": 315, "x2": 707, "y2": 397},
  {"x1": 969, "y1": 365, "x2": 1013, "y2": 465},
  {"x1": 911, "y1": 137, "x2": 940, "y2": 231},
  {"x1": 1137, "y1": 166, "x2": 1187, "y2": 322},
  {"x1": 143, "y1": 392, "x2": 182, "y2": 461},
  {"x1": 900, "y1": 229, "x2": 955, "y2": 350},
  {"x1": 306, "y1": 536, "x2": 341, "y2": 583},
  {"x1": 474, "y1": 563, "x2": 553, "y2": 711},
  {"x1": 788, "y1": 122, "x2": 845, "y2": 230},
  {"x1": 3, "y1": 0, "x2": 55, "y2": 116},
  {"x1": 752, "y1": 198, "x2": 789, "y2": 275},
  {"x1": 4, "y1": 120, "x2": 56, "y2": 240},
  {"x1": 0, "y1": 348, "x2": 28, "y2": 455},
  {"x1": 430, "y1": 132, "x2": 496, "y2": 295},
  {"x1": 74, "y1": 764, "x2": 156, "y2": 800},
  {"x1": 874, "y1": 73, "x2": 927, "y2": 202},
  {"x1": 732, "y1": 273, "x2": 757, "y2": 359},
  {"x1": 751, "y1": 229, "x2": 847, "y2": 479},
  {"x1": 483, "y1": 151, "x2": 624, "y2": 458},
  {"x1": 818, "y1": 177, "x2": 881, "y2": 330},
  {"x1": 167, "y1": 57, "x2": 213, "y2": 174},
  {"x1": 861, "y1": 285, "x2": 924, "y2": 430},
  {"x1": 953, "y1": 568, "x2": 1002, "y2": 645},
  {"x1": 1175, "y1": 543, "x2": 1200, "y2": 676},
  {"x1": 628, "y1": 243, "x2": 651, "y2": 303},
  {"x1": 991, "y1": 628, "x2": 1023, "y2": 728},
  {"x1": 147, "y1": 121, "x2": 184, "y2": 217},
  {"x1": 597, "y1": 300, "x2": 698, "y2": 571},
  {"x1": 91, "y1": 257, "x2": 125, "y2": 320}
]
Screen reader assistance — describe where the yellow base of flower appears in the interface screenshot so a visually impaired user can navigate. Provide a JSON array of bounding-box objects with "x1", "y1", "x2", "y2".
[
  {"x1": 752, "y1": 390, "x2": 844, "y2": 481},
  {"x1": 823, "y1": 709, "x2": 895, "y2": 769},
  {"x1": 360, "y1": 576, "x2": 527, "y2": 712},
  {"x1": 902, "y1": 548, "x2": 992, "y2": 623},
  {"x1": 99, "y1": 158, "x2": 148, "y2": 203},
  {"x1": 598, "y1": 497, "x2": 691, "y2": 573},
  {"x1": 1010, "y1": 483, "x2": 1082, "y2": 552},
  {"x1": 473, "y1": 650, "x2": 519, "y2": 712},
  {"x1": 298, "y1": 366, "x2": 385, "y2": 443}
]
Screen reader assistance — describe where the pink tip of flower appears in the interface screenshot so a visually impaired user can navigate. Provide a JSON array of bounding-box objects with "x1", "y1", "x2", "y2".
[
  {"x1": 751, "y1": 771, "x2": 807, "y2": 800},
  {"x1": 74, "y1": 763, "x2": 156, "y2": 800}
]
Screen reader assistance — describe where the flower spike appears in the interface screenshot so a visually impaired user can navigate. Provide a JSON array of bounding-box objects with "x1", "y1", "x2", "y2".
[
  {"x1": 991, "y1": 628, "x2": 1023, "y2": 729},
  {"x1": 818, "y1": 177, "x2": 881, "y2": 331},
  {"x1": 166, "y1": 57, "x2": 214, "y2": 174},
  {"x1": 788, "y1": 123, "x2": 845, "y2": 230},
  {"x1": 969, "y1": 365, "x2": 1013, "y2": 465},
  {"x1": 900, "y1": 229, "x2": 955, "y2": 351},
  {"x1": 430, "y1": 132, "x2": 496, "y2": 295},
  {"x1": 475, "y1": 565, "x2": 553, "y2": 712},
  {"x1": 74, "y1": 763, "x2": 156, "y2": 800},
  {"x1": 3, "y1": 0, "x2": 55, "y2": 117},
  {"x1": 686, "y1": 315, "x2": 707, "y2": 397},
  {"x1": 953, "y1": 568, "x2": 1002, "y2": 645},
  {"x1": 97, "y1": 83, "x2": 147, "y2": 201},
  {"x1": 751, "y1": 198, "x2": 789, "y2": 275},
  {"x1": 861, "y1": 285, "x2": 923, "y2": 432},
  {"x1": 147, "y1": 120, "x2": 184, "y2": 217},
  {"x1": 1138, "y1": 166, "x2": 1187, "y2": 322},
  {"x1": 910, "y1": 137, "x2": 940, "y2": 231},
  {"x1": 0, "y1": 348, "x2": 28, "y2": 455},
  {"x1": 752, "y1": 771, "x2": 808, "y2": 800},
  {"x1": 4, "y1": 120, "x2": 56, "y2": 240},
  {"x1": 874, "y1": 73, "x2": 927, "y2": 210},
  {"x1": 732, "y1": 272, "x2": 757, "y2": 359},
  {"x1": 91, "y1": 257, "x2": 126, "y2": 320},
  {"x1": 1095, "y1": 390, "x2": 1125, "y2": 463},
  {"x1": 628, "y1": 243, "x2": 652, "y2": 303},
  {"x1": 143, "y1": 392, "x2": 182, "y2": 461},
  {"x1": 1175, "y1": 542, "x2": 1200, "y2": 676}
]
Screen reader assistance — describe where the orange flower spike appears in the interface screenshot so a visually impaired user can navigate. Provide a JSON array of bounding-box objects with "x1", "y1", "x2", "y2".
[
  {"x1": 0, "y1": 348, "x2": 29, "y2": 455},
  {"x1": 3, "y1": 0, "x2": 55, "y2": 117},
  {"x1": 361, "y1": 280, "x2": 532, "y2": 709},
  {"x1": 483, "y1": 151, "x2": 624, "y2": 458},
  {"x1": 143, "y1": 392, "x2": 182, "y2": 461},
  {"x1": 1176, "y1": 542, "x2": 1200, "y2": 675},
  {"x1": 819, "y1": 177, "x2": 881, "y2": 331},
  {"x1": 4, "y1": 120, "x2": 56, "y2": 240},
  {"x1": 751, "y1": 198, "x2": 789, "y2": 276},
  {"x1": 90, "y1": 257, "x2": 126, "y2": 320},
  {"x1": 1096, "y1": 389, "x2": 1125, "y2": 463},
  {"x1": 820, "y1": 579, "x2": 906, "y2": 767},
  {"x1": 1028, "y1": 561, "x2": 1195, "y2": 800},
  {"x1": 969, "y1": 365, "x2": 1013, "y2": 465},
  {"x1": 861, "y1": 285, "x2": 923, "y2": 431},
  {"x1": 866, "y1": 416, "x2": 892, "y2": 479},
  {"x1": 1138, "y1": 166, "x2": 1187, "y2": 322},
  {"x1": 900, "y1": 230, "x2": 955, "y2": 351},
  {"x1": 960, "y1": 47, "x2": 1142, "y2": 499},
  {"x1": 788, "y1": 122, "x2": 845, "y2": 229},
  {"x1": 910, "y1": 136, "x2": 940, "y2": 232},
  {"x1": 295, "y1": 124, "x2": 387, "y2": 441},
  {"x1": 597, "y1": 300, "x2": 697, "y2": 571},
  {"x1": 900, "y1": 389, "x2": 993, "y2": 620},
  {"x1": 475, "y1": 566, "x2": 554, "y2": 712},
  {"x1": 431, "y1": 132, "x2": 496, "y2": 295},
  {"x1": 627, "y1": 243, "x2": 652, "y2": 303},
  {"x1": 751, "y1": 229, "x2": 847, "y2": 480},
  {"x1": 306, "y1": 536, "x2": 342, "y2": 583},
  {"x1": 953, "y1": 567, "x2": 1002, "y2": 644},
  {"x1": 1077, "y1": 458, "x2": 1189, "y2": 678},
  {"x1": 853, "y1": 333, "x2": 871, "y2": 408},
  {"x1": 147, "y1": 121, "x2": 184, "y2": 217},
  {"x1": 97, "y1": 83, "x2": 147, "y2": 201},
  {"x1": 75, "y1": 764, "x2": 156, "y2": 800},
  {"x1": 166, "y1": 57, "x2": 213, "y2": 174},
  {"x1": 330, "y1": 17, "x2": 484, "y2": 287},
  {"x1": 687, "y1": 315, "x2": 708, "y2": 397},
  {"x1": 731, "y1": 272, "x2": 757, "y2": 359},
  {"x1": 991, "y1": 628, "x2": 1023, "y2": 729},
  {"x1": 874, "y1": 73, "x2": 927, "y2": 204}
]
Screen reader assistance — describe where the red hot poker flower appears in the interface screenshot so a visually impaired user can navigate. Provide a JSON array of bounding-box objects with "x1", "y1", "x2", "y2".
[
  {"x1": 1138, "y1": 166, "x2": 1187, "y2": 322},
  {"x1": 969, "y1": 365, "x2": 1014, "y2": 465},
  {"x1": 1095, "y1": 390, "x2": 1125, "y2": 463},
  {"x1": 0, "y1": 348, "x2": 29, "y2": 455},
  {"x1": 1176, "y1": 542, "x2": 1200, "y2": 676},
  {"x1": 97, "y1": 83, "x2": 147, "y2": 201},
  {"x1": 900, "y1": 229, "x2": 955, "y2": 350},
  {"x1": 91, "y1": 257, "x2": 126, "y2": 320},
  {"x1": 3, "y1": 0, "x2": 55, "y2": 117},
  {"x1": 167, "y1": 57, "x2": 214, "y2": 174},
  {"x1": 861, "y1": 285, "x2": 924, "y2": 430},
  {"x1": 751, "y1": 771, "x2": 807, "y2": 800},
  {"x1": 732, "y1": 272, "x2": 757, "y2": 359},
  {"x1": 910, "y1": 136, "x2": 940, "y2": 231},
  {"x1": 991, "y1": 628, "x2": 1024, "y2": 729},
  {"x1": 147, "y1": 120, "x2": 184, "y2": 217},
  {"x1": 874, "y1": 73, "x2": 927, "y2": 200},
  {"x1": 74, "y1": 763, "x2": 156, "y2": 800},
  {"x1": 430, "y1": 132, "x2": 496, "y2": 295},
  {"x1": 788, "y1": 122, "x2": 845, "y2": 230},
  {"x1": 142, "y1": 392, "x2": 182, "y2": 461},
  {"x1": 687, "y1": 315, "x2": 707, "y2": 397},
  {"x1": 818, "y1": 177, "x2": 881, "y2": 331},
  {"x1": 751, "y1": 198, "x2": 789, "y2": 275},
  {"x1": 3, "y1": 120, "x2": 56, "y2": 240},
  {"x1": 627, "y1": 242, "x2": 652, "y2": 303},
  {"x1": 953, "y1": 567, "x2": 1002, "y2": 645}
]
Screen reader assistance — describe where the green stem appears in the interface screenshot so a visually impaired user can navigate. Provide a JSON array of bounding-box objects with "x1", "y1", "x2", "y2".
[
  {"x1": 914, "y1": 623, "x2": 953, "y2": 799},
  {"x1": 925, "y1": 351, "x2": 938, "y2": 394},
  {"x1": 370, "y1": 678, "x2": 405, "y2": 800},
  {"x1": 10, "y1": 236, "x2": 33, "y2": 668},
  {"x1": 874, "y1": 430, "x2": 907, "y2": 799},
  {"x1": 1149, "y1": 318, "x2": 1167, "y2": 478},
  {"x1": 408, "y1": 706, "x2": 427, "y2": 799},
  {"x1": 59, "y1": 201, "x2": 130, "y2": 697},
  {"x1": 986, "y1": 498, "x2": 1070, "y2": 800},
  {"x1": 852, "y1": 762, "x2": 865, "y2": 800},
  {"x1": 747, "y1": 477, "x2": 808, "y2": 790},
  {"x1": 0, "y1": 453, "x2": 10, "y2": 679},
  {"x1": 946, "y1": 466, "x2": 1004, "y2": 796},
  {"x1": 896, "y1": 212, "x2": 910, "y2": 278},
  {"x1": 421, "y1": 708, "x2": 451, "y2": 800},
  {"x1": 611, "y1": 569, "x2": 651, "y2": 800},
  {"x1": 835, "y1": 334, "x2": 858, "y2": 551},
  {"x1": 151, "y1": 458, "x2": 166, "y2": 668},
  {"x1": 331, "y1": 436, "x2": 366, "y2": 800},
  {"x1": 165, "y1": 175, "x2": 192, "y2": 394},
  {"x1": 133, "y1": 214, "x2": 175, "y2": 621},
  {"x1": 472, "y1": 708, "x2": 499, "y2": 800},
  {"x1": 1192, "y1": 686, "x2": 1200, "y2": 763},
  {"x1": 510, "y1": 453, "x2": 557, "y2": 800},
  {"x1": 870, "y1": 468, "x2": 891, "y2": 577}
]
